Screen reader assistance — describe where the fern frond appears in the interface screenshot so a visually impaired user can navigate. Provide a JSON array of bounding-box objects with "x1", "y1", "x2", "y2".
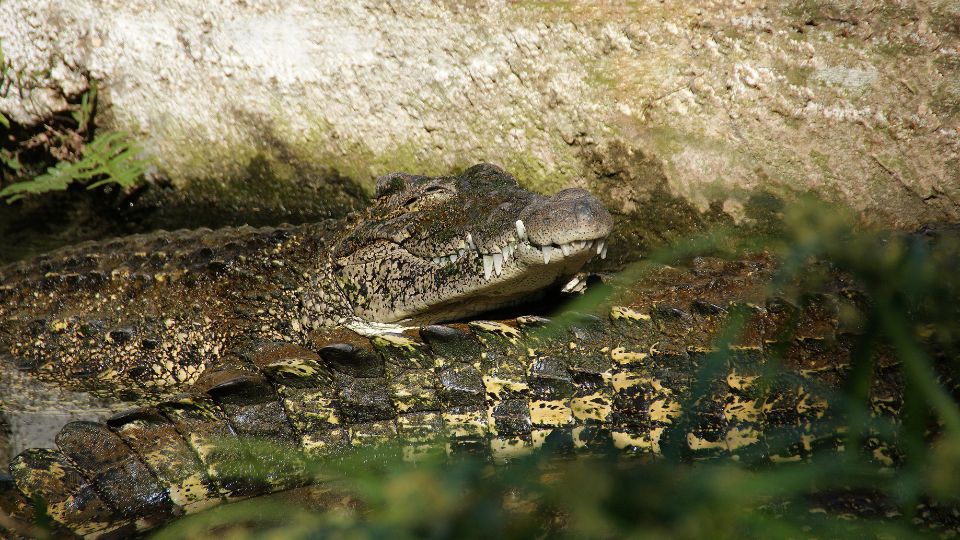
[{"x1": 0, "y1": 130, "x2": 146, "y2": 202}]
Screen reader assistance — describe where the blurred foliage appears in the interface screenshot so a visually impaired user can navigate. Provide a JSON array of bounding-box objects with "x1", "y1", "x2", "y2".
[
  {"x1": 143, "y1": 200, "x2": 960, "y2": 539},
  {"x1": 151, "y1": 442, "x2": 934, "y2": 540}
]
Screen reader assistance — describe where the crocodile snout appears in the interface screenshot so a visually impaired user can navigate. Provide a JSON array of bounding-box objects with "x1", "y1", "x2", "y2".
[{"x1": 520, "y1": 188, "x2": 613, "y2": 247}]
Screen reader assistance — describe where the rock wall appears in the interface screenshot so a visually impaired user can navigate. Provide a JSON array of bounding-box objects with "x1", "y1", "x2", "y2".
[{"x1": 1, "y1": 0, "x2": 958, "y2": 257}]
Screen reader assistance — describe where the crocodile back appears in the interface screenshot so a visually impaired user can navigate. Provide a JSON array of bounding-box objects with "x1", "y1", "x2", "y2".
[{"x1": 0, "y1": 222, "x2": 342, "y2": 468}]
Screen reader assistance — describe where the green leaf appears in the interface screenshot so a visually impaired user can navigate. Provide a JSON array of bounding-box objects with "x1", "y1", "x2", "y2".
[
  {"x1": 0, "y1": 130, "x2": 146, "y2": 203},
  {"x1": 0, "y1": 40, "x2": 6, "y2": 81},
  {"x1": 0, "y1": 149, "x2": 20, "y2": 171}
]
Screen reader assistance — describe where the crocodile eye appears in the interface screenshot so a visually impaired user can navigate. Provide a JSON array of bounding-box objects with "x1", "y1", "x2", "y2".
[{"x1": 401, "y1": 184, "x2": 455, "y2": 211}]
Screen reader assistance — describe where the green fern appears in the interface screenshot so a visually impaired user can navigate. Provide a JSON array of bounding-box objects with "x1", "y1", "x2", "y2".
[
  {"x1": 0, "y1": 130, "x2": 146, "y2": 202},
  {"x1": 0, "y1": 148, "x2": 19, "y2": 171},
  {"x1": 70, "y1": 82, "x2": 96, "y2": 132}
]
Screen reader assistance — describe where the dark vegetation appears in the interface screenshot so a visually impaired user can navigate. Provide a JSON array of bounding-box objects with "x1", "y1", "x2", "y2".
[
  {"x1": 0, "y1": 49, "x2": 151, "y2": 264},
  {"x1": 0, "y1": 64, "x2": 145, "y2": 204}
]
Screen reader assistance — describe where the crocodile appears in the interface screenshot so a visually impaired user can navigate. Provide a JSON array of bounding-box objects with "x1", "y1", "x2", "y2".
[
  {"x1": 1, "y1": 163, "x2": 953, "y2": 537},
  {"x1": 0, "y1": 163, "x2": 613, "y2": 466},
  {"x1": 2, "y1": 250, "x2": 938, "y2": 538}
]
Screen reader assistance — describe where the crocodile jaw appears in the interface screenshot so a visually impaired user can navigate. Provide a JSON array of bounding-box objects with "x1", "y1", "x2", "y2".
[{"x1": 414, "y1": 240, "x2": 602, "y2": 322}]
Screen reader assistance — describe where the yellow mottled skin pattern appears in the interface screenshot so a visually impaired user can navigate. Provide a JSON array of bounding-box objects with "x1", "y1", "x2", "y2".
[{"x1": 2, "y1": 252, "x2": 925, "y2": 538}]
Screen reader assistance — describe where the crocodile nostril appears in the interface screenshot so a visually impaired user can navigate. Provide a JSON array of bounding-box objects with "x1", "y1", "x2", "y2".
[
  {"x1": 552, "y1": 188, "x2": 591, "y2": 202},
  {"x1": 574, "y1": 200, "x2": 594, "y2": 220}
]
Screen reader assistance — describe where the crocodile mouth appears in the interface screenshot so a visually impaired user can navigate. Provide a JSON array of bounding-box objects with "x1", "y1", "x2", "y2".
[
  {"x1": 395, "y1": 214, "x2": 611, "y2": 322},
  {"x1": 426, "y1": 219, "x2": 609, "y2": 281}
]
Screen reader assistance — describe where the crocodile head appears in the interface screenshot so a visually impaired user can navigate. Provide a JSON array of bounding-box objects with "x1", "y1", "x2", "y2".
[{"x1": 334, "y1": 163, "x2": 614, "y2": 323}]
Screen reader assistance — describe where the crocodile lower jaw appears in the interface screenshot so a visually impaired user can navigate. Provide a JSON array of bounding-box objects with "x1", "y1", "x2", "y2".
[
  {"x1": 427, "y1": 234, "x2": 608, "y2": 282},
  {"x1": 404, "y1": 244, "x2": 602, "y2": 323}
]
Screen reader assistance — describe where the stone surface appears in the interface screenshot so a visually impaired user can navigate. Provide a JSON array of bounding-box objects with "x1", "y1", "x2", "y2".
[{"x1": 1, "y1": 0, "x2": 958, "y2": 255}]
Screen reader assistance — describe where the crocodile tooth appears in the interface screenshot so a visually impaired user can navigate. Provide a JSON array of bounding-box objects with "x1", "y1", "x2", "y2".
[
  {"x1": 503, "y1": 244, "x2": 512, "y2": 260},
  {"x1": 601, "y1": 243, "x2": 608, "y2": 259},
  {"x1": 515, "y1": 220, "x2": 526, "y2": 241},
  {"x1": 449, "y1": 254, "x2": 458, "y2": 264},
  {"x1": 432, "y1": 257, "x2": 440, "y2": 265},
  {"x1": 542, "y1": 246, "x2": 552, "y2": 264},
  {"x1": 483, "y1": 255, "x2": 493, "y2": 280},
  {"x1": 596, "y1": 240, "x2": 604, "y2": 255},
  {"x1": 493, "y1": 253, "x2": 504, "y2": 276},
  {"x1": 466, "y1": 233, "x2": 476, "y2": 250},
  {"x1": 459, "y1": 249, "x2": 466, "y2": 258},
  {"x1": 560, "y1": 243, "x2": 572, "y2": 257},
  {"x1": 561, "y1": 275, "x2": 584, "y2": 293}
]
